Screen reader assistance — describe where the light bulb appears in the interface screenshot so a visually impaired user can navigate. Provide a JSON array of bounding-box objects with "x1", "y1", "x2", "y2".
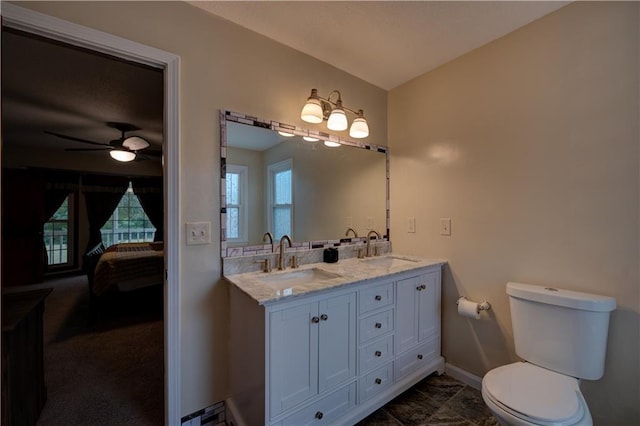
[
  {"x1": 110, "y1": 149, "x2": 136, "y2": 162},
  {"x1": 303, "y1": 136, "x2": 319, "y2": 142},
  {"x1": 301, "y1": 89, "x2": 324, "y2": 124},
  {"x1": 278, "y1": 131, "x2": 294, "y2": 137},
  {"x1": 327, "y1": 108, "x2": 348, "y2": 131},
  {"x1": 349, "y1": 116, "x2": 369, "y2": 139},
  {"x1": 323, "y1": 140, "x2": 341, "y2": 148}
]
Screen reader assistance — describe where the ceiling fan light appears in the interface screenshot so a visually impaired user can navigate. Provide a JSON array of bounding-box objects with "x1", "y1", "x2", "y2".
[
  {"x1": 327, "y1": 107, "x2": 348, "y2": 131},
  {"x1": 301, "y1": 89, "x2": 324, "y2": 124},
  {"x1": 122, "y1": 136, "x2": 149, "y2": 151},
  {"x1": 110, "y1": 149, "x2": 136, "y2": 162},
  {"x1": 349, "y1": 115, "x2": 369, "y2": 139}
]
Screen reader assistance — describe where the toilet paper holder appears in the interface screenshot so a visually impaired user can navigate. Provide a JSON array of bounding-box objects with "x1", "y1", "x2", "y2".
[{"x1": 456, "y1": 296, "x2": 491, "y2": 313}]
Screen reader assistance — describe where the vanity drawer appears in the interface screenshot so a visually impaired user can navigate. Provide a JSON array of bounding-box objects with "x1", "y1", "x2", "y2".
[
  {"x1": 394, "y1": 337, "x2": 437, "y2": 381},
  {"x1": 359, "y1": 281, "x2": 394, "y2": 314},
  {"x1": 275, "y1": 382, "x2": 356, "y2": 426},
  {"x1": 359, "y1": 334, "x2": 394, "y2": 374},
  {"x1": 359, "y1": 362, "x2": 394, "y2": 404},
  {"x1": 359, "y1": 308, "x2": 394, "y2": 343}
]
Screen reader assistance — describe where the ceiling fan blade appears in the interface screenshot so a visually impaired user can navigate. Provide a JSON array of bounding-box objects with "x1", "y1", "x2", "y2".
[
  {"x1": 44, "y1": 130, "x2": 110, "y2": 147},
  {"x1": 65, "y1": 147, "x2": 112, "y2": 152}
]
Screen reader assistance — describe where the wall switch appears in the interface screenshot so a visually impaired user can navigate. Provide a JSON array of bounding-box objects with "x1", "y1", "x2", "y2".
[
  {"x1": 408, "y1": 217, "x2": 416, "y2": 233},
  {"x1": 186, "y1": 221, "x2": 211, "y2": 245},
  {"x1": 440, "y1": 218, "x2": 451, "y2": 236}
]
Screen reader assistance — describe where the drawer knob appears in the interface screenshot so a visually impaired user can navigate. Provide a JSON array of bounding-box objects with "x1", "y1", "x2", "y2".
[
  {"x1": 417, "y1": 354, "x2": 423, "y2": 360},
  {"x1": 421, "y1": 284, "x2": 427, "y2": 290},
  {"x1": 375, "y1": 378, "x2": 382, "y2": 385},
  {"x1": 315, "y1": 411, "x2": 323, "y2": 420},
  {"x1": 320, "y1": 314, "x2": 328, "y2": 321},
  {"x1": 311, "y1": 316, "x2": 320, "y2": 323},
  {"x1": 416, "y1": 285, "x2": 422, "y2": 291},
  {"x1": 375, "y1": 295, "x2": 382, "y2": 301},
  {"x1": 375, "y1": 322, "x2": 382, "y2": 329},
  {"x1": 375, "y1": 350, "x2": 382, "y2": 357}
]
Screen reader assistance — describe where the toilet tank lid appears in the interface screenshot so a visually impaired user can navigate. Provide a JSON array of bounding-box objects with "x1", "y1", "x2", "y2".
[{"x1": 506, "y1": 282, "x2": 616, "y2": 312}]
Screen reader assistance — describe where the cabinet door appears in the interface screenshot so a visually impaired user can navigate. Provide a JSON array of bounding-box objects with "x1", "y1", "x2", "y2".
[
  {"x1": 318, "y1": 293, "x2": 356, "y2": 392},
  {"x1": 417, "y1": 271, "x2": 438, "y2": 342},
  {"x1": 395, "y1": 275, "x2": 420, "y2": 353},
  {"x1": 269, "y1": 302, "x2": 319, "y2": 417}
]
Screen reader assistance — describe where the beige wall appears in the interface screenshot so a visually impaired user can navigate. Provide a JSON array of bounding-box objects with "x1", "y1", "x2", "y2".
[
  {"x1": 389, "y1": 2, "x2": 639, "y2": 424},
  {"x1": 14, "y1": 1, "x2": 387, "y2": 416}
]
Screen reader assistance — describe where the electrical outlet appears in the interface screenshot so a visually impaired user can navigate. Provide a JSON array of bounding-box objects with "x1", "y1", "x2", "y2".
[
  {"x1": 440, "y1": 218, "x2": 451, "y2": 236},
  {"x1": 186, "y1": 221, "x2": 211, "y2": 245},
  {"x1": 408, "y1": 217, "x2": 416, "y2": 233}
]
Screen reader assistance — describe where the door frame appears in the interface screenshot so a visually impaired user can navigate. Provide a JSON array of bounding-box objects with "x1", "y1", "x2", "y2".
[{"x1": 1, "y1": 4, "x2": 181, "y2": 424}]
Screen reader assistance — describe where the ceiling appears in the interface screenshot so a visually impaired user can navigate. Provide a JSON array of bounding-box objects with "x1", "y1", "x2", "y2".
[
  {"x1": 190, "y1": 1, "x2": 569, "y2": 90},
  {"x1": 1, "y1": 2, "x2": 568, "y2": 163}
]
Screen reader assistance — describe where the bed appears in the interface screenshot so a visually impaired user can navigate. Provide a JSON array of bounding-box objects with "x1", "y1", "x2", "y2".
[{"x1": 91, "y1": 242, "x2": 164, "y2": 297}]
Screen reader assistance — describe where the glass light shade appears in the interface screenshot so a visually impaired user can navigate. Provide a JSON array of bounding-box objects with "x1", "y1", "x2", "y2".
[
  {"x1": 349, "y1": 117, "x2": 369, "y2": 138},
  {"x1": 110, "y1": 149, "x2": 136, "y2": 162},
  {"x1": 323, "y1": 140, "x2": 341, "y2": 148},
  {"x1": 278, "y1": 131, "x2": 294, "y2": 137},
  {"x1": 122, "y1": 136, "x2": 149, "y2": 150},
  {"x1": 301, "y1": 98, "x2": 324, "y2": 124},
  {"x1": 303, "y1": 136, "x2": 319, "y2": 142},
  {"x1": 327, "y1": 108, "x2": 348, "y2": 131}
]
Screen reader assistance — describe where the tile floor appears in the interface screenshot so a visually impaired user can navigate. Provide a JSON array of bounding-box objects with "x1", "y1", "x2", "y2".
[{"x1": 358, "y1": 373, "x2": 499, "y2": 426}]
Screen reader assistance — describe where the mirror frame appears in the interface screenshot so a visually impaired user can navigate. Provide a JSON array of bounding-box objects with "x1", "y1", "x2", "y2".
[{"x1": 220, "y1": 110, "x2": 390, "y2": 258}]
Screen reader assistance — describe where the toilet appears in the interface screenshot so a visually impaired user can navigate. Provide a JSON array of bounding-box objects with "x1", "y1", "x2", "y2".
[{"x1": 481, "y1": 282, "x2": 616, "y2": 426}]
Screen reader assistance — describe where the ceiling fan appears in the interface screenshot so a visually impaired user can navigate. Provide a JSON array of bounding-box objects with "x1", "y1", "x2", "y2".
[{"x1": 45, "y1": 122, "x2": 160, "y2": 162}]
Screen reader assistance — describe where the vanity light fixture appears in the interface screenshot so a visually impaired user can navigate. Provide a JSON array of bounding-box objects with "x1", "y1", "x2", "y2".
[
  {"x1": 277, "y1": 130, "x2": 295, "y2": 137},
  {"x1": 323, "y1": 140, "x2": 341, "y2": 148},
  {"x1": 303, "y1": 136, "x2": 319, "y2": 142},
  {"x1": 301, "y1": 89, "x2": 369, "y2": 138}
]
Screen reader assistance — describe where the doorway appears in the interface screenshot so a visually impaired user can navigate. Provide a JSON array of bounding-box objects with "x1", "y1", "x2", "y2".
[{"x1": 1, "y1": 4, "x2": 180, "y2": 424}]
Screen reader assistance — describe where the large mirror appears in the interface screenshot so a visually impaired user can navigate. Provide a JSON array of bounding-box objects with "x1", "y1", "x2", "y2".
[{"x1": 221, "y1": 111, "x2": 388, "y2": 257}]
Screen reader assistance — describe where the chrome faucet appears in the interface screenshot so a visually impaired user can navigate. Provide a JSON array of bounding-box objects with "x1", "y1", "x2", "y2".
[
  {"x1": 263, "y1": 232, "x2": 274, "y2": 252},
  {"x1": 366, "y1": 230, "x2": 381, "y2": 257},
  {"x1": 345, "y1": 227, "x2": 358, "y2": 238},
  {"x1": 278, "y1": 235, "x2": 293, "y2": 270}
]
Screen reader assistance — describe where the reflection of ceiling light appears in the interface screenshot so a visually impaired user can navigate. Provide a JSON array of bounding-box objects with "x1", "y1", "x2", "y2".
[
  {"x1": 323, "y1": 140, "x2": 341, "y2": 148},
  {"x1": 278, "y1": 131, "x2": 294, "y2": 137},
  {"x1": 122, "y1": 136, "x2": 150, "y2": 150},
  {"x1": 301, "y1": 88, "x2": 369, "y2": 138},
  {"x1": 303, "y1": 136, "x2": 319, "y2": 142},
  {"x1": 110, "y1": 149, "x2": 136, "y2": 162}
]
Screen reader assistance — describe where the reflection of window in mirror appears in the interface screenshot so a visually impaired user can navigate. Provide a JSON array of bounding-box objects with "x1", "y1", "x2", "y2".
[
  {"x1": 226, "y1": 165, "x2": 248, "y2": 242},
  {"x1": 267, "y1": 159, "x2": 293, "y2": 240}
]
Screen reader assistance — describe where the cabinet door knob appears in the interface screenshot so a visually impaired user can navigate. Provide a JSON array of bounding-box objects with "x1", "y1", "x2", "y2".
[
  {"x1": 311, "y1": 316, "x2": 320, "y2": 323},
  {"x1": 375, "y1": 378, "x2": 382, "y2": 385},
  {"x1": 375, "y1": 295, "x2": 382, "y2": 301},
  {"x1": 421, "y1": 284, "x2": 427, "y2": 290},
  {"x1": 416, "y1": 285, "x2": 422, "y2": 291},
  {"x1": 320, "y1": 314, "x2": 328, "y2": 321},
  {"x1": 417, "y1": 354, "x2": 423, "y2": 360},
  {"x1": 315, "y1": 411, "x2": 323, "y2": 420},
  {"x1": 375, "y1": 350, "x2": 382, "y2": 357},
  {"x1": 375, "y1": 322, "x2": 382, "y2": 329}
]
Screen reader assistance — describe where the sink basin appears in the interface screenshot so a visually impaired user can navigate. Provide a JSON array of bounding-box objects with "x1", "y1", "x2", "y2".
[
  {"x1": 257, "y1": 268, "x2": 342, "y2": 290},
  {"x1": 360, "y1": 255, "x2": 419, "y2": 269}
]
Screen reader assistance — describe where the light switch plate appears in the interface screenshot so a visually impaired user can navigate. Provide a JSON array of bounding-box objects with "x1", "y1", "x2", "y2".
[
  {"x1": 440, "y1": 218, "x2": 451, "y2": 236},
  {"x1": 186, "y1": 221, "x2": 211, "y2": 245}
]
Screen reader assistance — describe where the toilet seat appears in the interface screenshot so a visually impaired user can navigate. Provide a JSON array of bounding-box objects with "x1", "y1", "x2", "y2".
[{"x1": 482, "y1": 362, "x2": 587, "y2": 425}]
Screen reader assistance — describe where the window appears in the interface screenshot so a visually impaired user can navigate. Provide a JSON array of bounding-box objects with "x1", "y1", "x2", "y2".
[
  {"x1": 225, "y1": 165, "x2": 248, "y2": 242},
  {"x1": 44, "y1": 194, "x2": 73, "y2": 266},
  {"x1": 267, "y1": 159, "x2": 293, "y2": 240},
  {"x1": 100, "y1": 182, "x2": 156, "y2": 247}
]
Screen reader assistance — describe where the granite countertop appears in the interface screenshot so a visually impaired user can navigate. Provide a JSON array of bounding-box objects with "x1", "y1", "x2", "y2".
[{"x1": 225, "y1": 254, "x2": 446, "y2": 305}]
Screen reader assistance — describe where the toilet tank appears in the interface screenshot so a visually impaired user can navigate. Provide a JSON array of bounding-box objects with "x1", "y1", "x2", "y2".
[{"x1": 506, "y1": 282, "x2": 616, "y2": 380}]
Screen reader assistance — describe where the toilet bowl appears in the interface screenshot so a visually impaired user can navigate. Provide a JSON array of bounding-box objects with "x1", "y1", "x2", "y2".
[
  {"x1": 480, "y1": 282, "x2": 615, "y2": 426},
  {"x1": 482, "y1": 362, "x2": 592, "y2": 426}
]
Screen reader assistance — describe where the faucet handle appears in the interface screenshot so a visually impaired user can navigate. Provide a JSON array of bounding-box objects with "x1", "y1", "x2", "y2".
[{"x1": 255, "y1": 258, "x2": 271, "y2": 273}]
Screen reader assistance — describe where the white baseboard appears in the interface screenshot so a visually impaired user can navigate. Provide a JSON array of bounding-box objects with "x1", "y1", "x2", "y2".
[{"x1": 445, "y1": 363, "x2": 483, "y2": 390}]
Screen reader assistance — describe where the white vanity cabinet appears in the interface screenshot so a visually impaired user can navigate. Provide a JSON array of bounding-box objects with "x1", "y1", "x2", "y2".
[
  {"x1": 227, "y1": 262, "x2": 444, "y2": 426},
  {"x1": 268, "y1": 292, "x2": 357, "y2": 419}
]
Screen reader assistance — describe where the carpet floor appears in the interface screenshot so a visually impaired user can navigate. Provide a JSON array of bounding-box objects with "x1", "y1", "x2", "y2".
[{"x1": 35, "y1": 274, "x2": 164, "y2": 425}]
